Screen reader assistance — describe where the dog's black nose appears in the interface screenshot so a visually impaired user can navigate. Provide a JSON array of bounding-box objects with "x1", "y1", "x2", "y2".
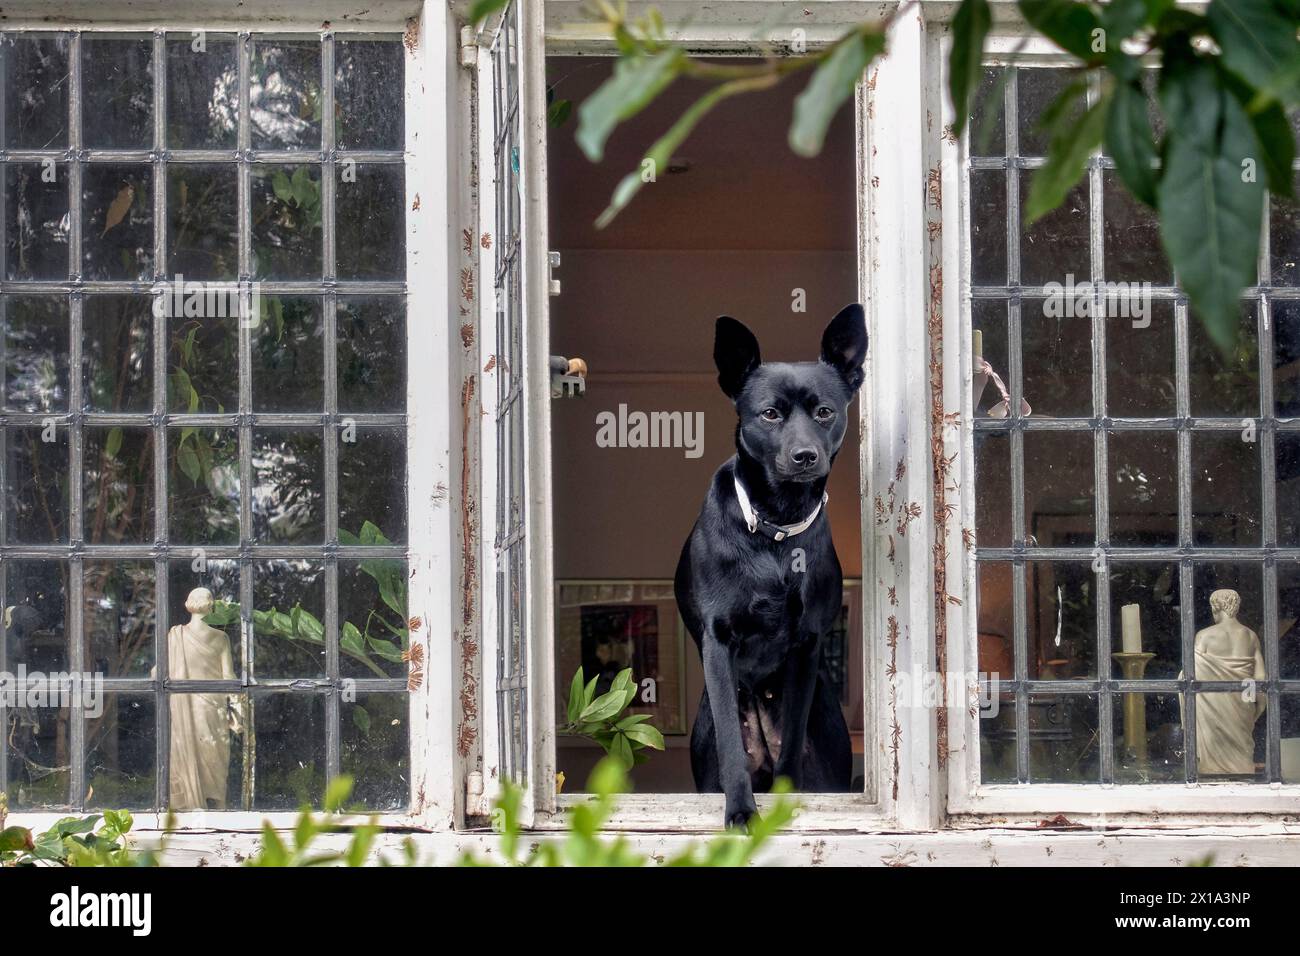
[{"x1": 791, "y1": 447, "x2": 819, "y2": 468}]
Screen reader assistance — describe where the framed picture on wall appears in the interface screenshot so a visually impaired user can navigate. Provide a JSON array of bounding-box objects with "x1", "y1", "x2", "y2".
[{"x1": 554, "y1": 581, "x2": 688, "y2": 735}]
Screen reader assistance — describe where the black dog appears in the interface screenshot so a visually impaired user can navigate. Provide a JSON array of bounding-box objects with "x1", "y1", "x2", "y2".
[{"x1": 675, "y1": 304, "x2": 866, "y2": 828}]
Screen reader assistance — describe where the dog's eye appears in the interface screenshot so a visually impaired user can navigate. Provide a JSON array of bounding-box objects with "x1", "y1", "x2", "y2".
[
  {"x1": 815, "y1": 406, "x2": 835, "y2": 421},
  {"x1": 760, "y1": 407, "x2": 781, "y2": 422}
]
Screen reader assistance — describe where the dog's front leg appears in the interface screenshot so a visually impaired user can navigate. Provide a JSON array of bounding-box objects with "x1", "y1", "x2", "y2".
[
  {"x1": 702, "y1": 627, "x2": 757, "y2": 829},
  {"x1": 772, "y1": 636, "x2": 819, "y2": 788}
]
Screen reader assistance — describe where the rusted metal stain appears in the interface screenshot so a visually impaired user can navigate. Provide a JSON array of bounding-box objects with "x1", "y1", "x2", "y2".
[
  {"x1": 927, "y1": 157, "x2": 952, "y2": 769},
  {"x1": 403, "y1": 16, "x2": 419, "y2": 54},
  {"x1": 458, "y1": 373, "x2": 480, "y2": 757}
]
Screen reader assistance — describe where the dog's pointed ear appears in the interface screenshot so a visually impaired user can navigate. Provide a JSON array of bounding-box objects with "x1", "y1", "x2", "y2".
[
  {"x1": 714, "y1": 316, "x2": 761, "y2": 399},
  {"x1": 820, "y1": 303, "x2": 868, "y2": 391}
]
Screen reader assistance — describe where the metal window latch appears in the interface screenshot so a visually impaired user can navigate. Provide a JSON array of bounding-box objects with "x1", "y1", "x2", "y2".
[
  {"x1": 548, "y1": 250, "x2": 561, "y2": 296},
  {"x1": 550, "y1": 354, "x2": 587, "y2": 398}
]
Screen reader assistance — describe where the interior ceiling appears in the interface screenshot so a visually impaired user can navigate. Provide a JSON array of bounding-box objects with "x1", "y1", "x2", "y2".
[{"x1": 547, "y1": 55, "x2": 857, "y2": 251}]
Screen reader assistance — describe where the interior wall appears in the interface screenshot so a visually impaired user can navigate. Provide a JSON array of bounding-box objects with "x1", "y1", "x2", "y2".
[{"x1": 546, "y1": 56, "x2": 862, "y2": 791}]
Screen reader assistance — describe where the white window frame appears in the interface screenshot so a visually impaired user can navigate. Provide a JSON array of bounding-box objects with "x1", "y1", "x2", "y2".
[{"x1": 0, "y1": 0, "x2": 461, "y2": 834}]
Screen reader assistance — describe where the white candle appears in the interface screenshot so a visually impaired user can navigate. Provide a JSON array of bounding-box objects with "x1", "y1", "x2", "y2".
[{"x1": 1120, "y1": 603, "x2": 1142, "y2": 654}]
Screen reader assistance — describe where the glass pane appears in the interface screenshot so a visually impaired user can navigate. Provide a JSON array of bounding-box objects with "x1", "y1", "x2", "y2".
[
  {"x1": 252, "y1": 559, "x2": 326, "y2": 679},
  {"x1": 339, "y1": 558, "x2": 407, "y2": 680},
  {"x1": 82, "y1": 35, "x2": 153, "y2": 148},
  {"x1": 83, "y1": 294, "x2": 152, "y2": 412},
  {"x1": 976, "y1": 560, "x2": 1014, "y2": 681},
  {"x1": 83, "y1": 426, "x2": 154, "y2": 544},
  {"x1": 3, "y1": 559, "x2": 69, "y2": 671},
  {"x1": 252, "y1": 295, "x2": 324, "y2": 411},
  {"x1": 6, "y1": 695, "x2": 70, "y2": 809},
  {"x1": 342, "y1": 693, "x2": 409, "y2": 810},
  {"x1": 337, "y1": 295, "x2": 405, "y2": 412},
  {"x1": 251, "y1": 164, "x2": 322, "y2": 279},
  {"x1": 1188, "y1": 301, "x2": 1259, "y2": 418},
  {"x1": 1281, "y1": 560, "x2": 1300, "y2": 679},
  {"x1": 1191, "y1": 431, "x2": 1261, "y2": 546},
  {"x1": 336, "y1": 163, "x2": 405, "y2": 279},
  {"x1": 1102, "y1": 169, "x2": 1170, "y2": 284},
  {"x1": 252, "y1": 427, "x2": 324, "y2": 544},
  {"x1": 338, "y1": 426, "x2": 407, "y2": 545},
  {"x1": 1271, "y1": 175, "x2": 1299, "y2": 287},
  {"x1": 1023, "y1": 431, "x2": 1094, "y2": 546},
  {"x1": 1106, "y1": 301, "x2": 1175, "y2": 417},
  {"x1": 335, "y1": 39, "x2": 404, "y2": 149},
  {"x1": 1283, "y1": 696, "x2": 1300, "y2": 783},
  {"x1": 1278, "y1": 432, "x2": 1300, "y2": 545},
  {"x1": 1111, "y1": 692, "x2": 1183, "y2": 784},
  {"x1": 972, "y1": 298, "x2": 1010, "y2": 417},
  {"x1": 3, "y1": 295, "x2": 69, "y2": 413},
  {"x1": 83, "y1": 560, "x2": 155, "y2": 677},
  {"x1": 165, "y1": 33, "x2": 238, "y2": 148},
  {"x1": 168, "y1": 427, "x2": 240, "y2": 545},
  {"x1": 1021, "y1": 298, "x2": 1092, "y2": 417},
  {"x1": 1108, "y1": 430, "x2": 1178, "y2": 547},
  {"x1": 252, "y1": 693, "x2": 325, "y2": 810},
  {"x1": 1274, "y1": 299, "x2": 1300, "y2": 416},
  {"x1": 1019, "y1": 173, "x2": 1088, "y2": 287},
  {"x1": 86, "y1": 694, "x2": 156, "y2": 809},
  {"x1": 4, "y1": 424, "x2": 69, "y2": 543},
  {"x1": 969, "y1": 169, "x2": 1007, "y2": 285},
  {"x1": 1108, "y1": 562, "x2": 1181, "y2": 678},
  {"x1": 1027, "y1": 693, "x2": 1099, "y2": 783},
  {"x1": 165, "y1": 692, "x2": 244, "y2": 811},
  {"x1": 980, "y1": 693, "x2": 1017, "y2": 783},
  {"x1": 5, "y1": 162, "x2": 70, "y2": 280},
  {"x1": 168, "y1": 313, "x2": 239, "y2": 413},
  {"x1": 249, "y1": 38, "x2": 321, "y2": 150},
  {"x1": 1017, "y1": 67, "x2": 1084, "y2": 157},
  {"x1": 973, "y1": 432, "x2": 1010, "y2": 549},
  {"x1": 968, "y1": 66, "x2": 1005, "y2": 157},
  {"x1": 3, "y1": 35, "x2": 70, "y2": 149},
  {"x1": 82, "y1": 164, "x2": 153, "y2": 280},
  {"x1": 168, "y1": 164, "x2": 239, "y2": 279},
  {"x1": 1027, "y1": 560, "x2": 1096, "y2": 679}
]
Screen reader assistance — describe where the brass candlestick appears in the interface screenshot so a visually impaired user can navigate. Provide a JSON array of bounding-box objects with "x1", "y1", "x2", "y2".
[{"x1": 1112, "y1": 652, "x2": 1156, "y2": 764}]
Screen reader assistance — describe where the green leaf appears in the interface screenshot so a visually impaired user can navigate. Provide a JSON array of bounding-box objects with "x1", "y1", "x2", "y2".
[
  {"x1": 567, "y1": 667, "x2": 585, "y2": 725},
  {"x1": 324, "y1": 775, "x2": 354, "y2": 813},
  {"x1": 104, "y1": 426, "x2": 123, "y2": 460},
  {"x1": 1206, "y1": 0, "x2": 1300, "y2": 103},
  {"x1": 1024, "y1": 89, "x2": 1110, "y2": 224},
  {"x1": 366, "y1": 635, "x2": 404, "y2": 663},
  {"x1": 0, "y1": 826, "x2": 33, "y2": 853},
  {"x1": 1223, "y1": 71, "x2": 1297, "y2": 197},
  {"x1": 359, "y1": 558, "x2": 406, "y2": 618},
  {"x1": 1100, "y1": 0, "x2": 1155, "y2": 39},
  {"x1": 547, "y1": 98, "x2": 572, "y2": 128},
  {"x1": 1017, "y1": 0, "x2": 1105, "y2": 62},
  {"x1": 177, "y1": 442, "x2": 201, "y2": 484},
  {"x1": 611, "y1": 732, "x2": 634, "y2": 769},
  {"x1": 290, "y1": 166, "x2": 315, "y2": 207},
  {"x1": 949, "y1": 0, "x2": 993, "y2": 137},
  {"x1": 790, "y1": 29, "x2": 886, "y2": 157},
  {"x1": 1160, "y1": 43, "x2": 1223, "y2": 148},
  {"x1": 271, "y1": 169, "x2": 294, "y2": 204},
  {"x1": 1157, "y1": 84, "x2": 1266, "y2": 352},
  {"x1": 467, "y1": 0, "x2": 510, "y2": 25},
  {"x1": 341, "y1": 621, "x2": 366, "y2": 657},
  {"x1": 352, "y1": 705, "x2": 372, "y2": 734},
  {"x1": 1105, "y1": 79, "x2": 1160, "y2": 206},
  {"x1": 576, "y1": 48, "x2": 684, "y2": 162},
  {"x1": 622, "y1": 723, "x2": 665, "y2": 750}
]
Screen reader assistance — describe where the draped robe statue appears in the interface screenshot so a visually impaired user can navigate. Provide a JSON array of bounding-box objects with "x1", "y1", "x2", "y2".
[
  {"x1": 151, "y1": 588, "x2": 243, "y2": 809},
  {"x1": 1180, "y1": 589, "x2": 1266, "y2": 775}
]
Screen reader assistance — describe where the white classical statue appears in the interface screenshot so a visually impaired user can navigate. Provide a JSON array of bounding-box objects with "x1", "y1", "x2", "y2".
[
  {"x1": 152, "y1": 588, "x2": 244, "y2": 809},
  {"x1": 1180, "y1": 589, "x2": 1266, "y2": 775}
]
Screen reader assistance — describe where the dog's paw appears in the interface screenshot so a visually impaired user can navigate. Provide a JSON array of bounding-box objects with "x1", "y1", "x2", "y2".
[{"x1": 724, "y1": 797, "x2": 758, "y2": 831}]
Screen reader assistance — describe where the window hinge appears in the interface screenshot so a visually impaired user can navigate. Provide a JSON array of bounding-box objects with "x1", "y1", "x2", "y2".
[
  {"x1": 466, "y1": 770, "x2": 487, "y2": 817},
  {"x1": 548, "y1": 250, "x2": 561, "y2": 296},
  {"x1": 459, "y1": 26, "x2": 478, "y2": 67}
]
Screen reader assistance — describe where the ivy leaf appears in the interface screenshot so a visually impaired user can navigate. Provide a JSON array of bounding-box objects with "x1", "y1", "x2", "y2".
[
  {"x1": 1024, "y1": 88, "x2": 1110, "y2": 224},
  {"x1": 576, "y1": 48, "x2": 684, "y2": 163},
  {"x1": 1157, "y1": 77, "x2": 1266, "y2": 352},
  {"x1": 949, "y1": 0, "x2": 993, "y2": 137},
  {"x1": 1105, "y1": 79, "x2": 1160, "y2": 206},
  {"x1": 790, "y1": 29, "x2": 886, "y2": 157},
  {"x1": 1206, "y1": 0, "x2": 1300, "y2": 104}
]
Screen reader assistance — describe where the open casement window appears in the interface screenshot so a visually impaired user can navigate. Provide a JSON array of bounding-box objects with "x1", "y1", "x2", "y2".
[
  {"x1": 477, "y1": 0, "x2": 557, "y2": 823},
  {"x1": 946, "y1": 35, "x2": 1300, "y2": 819},
  {"x1": 475, "y1": 1, "x2": 917, "y2": 832}
]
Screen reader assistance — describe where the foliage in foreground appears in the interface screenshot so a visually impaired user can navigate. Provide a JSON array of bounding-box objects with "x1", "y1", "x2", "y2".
[
  {"x1": 1, "y1": 761, "x2": 798, "y2": 867},
  {"x1": 471, "y1": 0, "x2": 1299, "y2": 354}
]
